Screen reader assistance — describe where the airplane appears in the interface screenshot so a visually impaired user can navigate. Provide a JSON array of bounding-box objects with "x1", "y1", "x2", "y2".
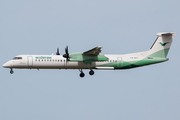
[{"x1": 3, "y1": 32, "x2": 176, "y2": 77}]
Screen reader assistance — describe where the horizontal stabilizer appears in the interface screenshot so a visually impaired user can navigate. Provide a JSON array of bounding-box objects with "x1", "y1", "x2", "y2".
[{"x1": 157, "y1": 32, "x2": 176, "y2": 36}]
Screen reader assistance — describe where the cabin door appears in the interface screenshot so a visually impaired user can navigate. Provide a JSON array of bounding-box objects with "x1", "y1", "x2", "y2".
[
  {"x1": 27, "y1": 56, "x2": 33, "y2": 66},
  {"x1": 117, "y1": 57, "x2": 123, "y2": 67}
]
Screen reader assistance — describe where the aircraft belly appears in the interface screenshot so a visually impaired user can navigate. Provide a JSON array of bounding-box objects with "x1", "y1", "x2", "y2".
[
  {"x1": 17, "y1": 61, "x2": 89, "y2": 69},
  {"x1": 12, "y1": 61, "x2": 115, "y2": 70},
  {"x1": 65, "y1": 62, "x2": 89, "y2": 69}
]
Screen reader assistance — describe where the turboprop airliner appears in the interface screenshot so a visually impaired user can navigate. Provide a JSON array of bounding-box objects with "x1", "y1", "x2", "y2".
[{"x1": 3, "y1": 32, "x2": 176, "y2": 77}]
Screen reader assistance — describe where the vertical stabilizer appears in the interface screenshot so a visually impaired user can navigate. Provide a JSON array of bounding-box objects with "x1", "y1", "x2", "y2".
[{"x1": 148, "y1": 32, "x2": 176, "y2": 58}]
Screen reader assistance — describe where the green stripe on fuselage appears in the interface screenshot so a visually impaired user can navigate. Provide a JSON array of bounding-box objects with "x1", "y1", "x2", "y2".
[{"x1": 97, "y1": 49, "x2": 169, "y2": 69}]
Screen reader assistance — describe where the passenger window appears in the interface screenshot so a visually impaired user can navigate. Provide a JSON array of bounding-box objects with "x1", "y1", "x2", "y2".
[{"x1": 39, "y1": 59, "x2": 40, "y2": 61}]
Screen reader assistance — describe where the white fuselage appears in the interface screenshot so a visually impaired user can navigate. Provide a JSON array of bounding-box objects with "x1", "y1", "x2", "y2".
[{"x1": 2, "y1": 51, "x2": 148, "y2": 70}]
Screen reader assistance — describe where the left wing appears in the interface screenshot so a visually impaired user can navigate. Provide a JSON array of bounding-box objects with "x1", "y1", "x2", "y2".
[
  {"x1": 83, "y1": 47, "x2": 102, "y2": 55},
  {"x1": 69, "y1": 46, "x2": 108, "y2": 62}
]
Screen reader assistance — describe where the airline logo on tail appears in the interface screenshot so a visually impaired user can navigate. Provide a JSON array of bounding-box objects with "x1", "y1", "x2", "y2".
[{"x1": 159, "y1": 42, "x2": 169, "y2": 46}]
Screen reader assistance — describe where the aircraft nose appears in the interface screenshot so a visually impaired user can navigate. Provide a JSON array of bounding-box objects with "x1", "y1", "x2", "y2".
[{"x1": 2, "y1": 61, "x2": 11, "y2": 68}]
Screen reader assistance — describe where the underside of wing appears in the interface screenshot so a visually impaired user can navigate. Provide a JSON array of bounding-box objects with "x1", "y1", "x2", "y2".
[{"x1": 83, "y1": 47, "x2": 102, "y2": 55}]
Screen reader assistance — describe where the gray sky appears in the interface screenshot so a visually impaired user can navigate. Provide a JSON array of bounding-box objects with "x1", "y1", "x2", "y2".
[{"x1": 0, "y1": 0, "x2": 180, "y2": 120}]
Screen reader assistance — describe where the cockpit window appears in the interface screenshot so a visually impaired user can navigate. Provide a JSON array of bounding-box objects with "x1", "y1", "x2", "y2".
[{"x1": 12, "y1": 57, "x2": 22, "y2": 60}]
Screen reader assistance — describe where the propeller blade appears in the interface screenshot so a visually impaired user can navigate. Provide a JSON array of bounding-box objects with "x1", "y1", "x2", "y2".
[
  {"x1": 65, "y1": 46, "x2": 69, "y2": 60},
  {"x1": 63, "y1": 46, "x2": 69, "y2": 61},
  {"x1": 56, "y1": 48, "x2": 60, "y2": 55}
]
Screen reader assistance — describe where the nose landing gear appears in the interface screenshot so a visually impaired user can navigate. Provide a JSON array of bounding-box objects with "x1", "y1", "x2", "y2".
[{"x1": 10, "y1": 69, "x2": 14, "y2": 74}]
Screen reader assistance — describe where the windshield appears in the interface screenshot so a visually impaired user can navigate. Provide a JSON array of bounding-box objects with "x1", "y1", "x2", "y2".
[{"x1": 12, "y1": 57, "x2": 22, "y2": 60}]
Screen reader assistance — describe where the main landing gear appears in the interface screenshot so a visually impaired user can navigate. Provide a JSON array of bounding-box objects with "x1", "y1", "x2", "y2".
[
  {"x1": 89, "y1": 70, "x2": 94, "y2": 75},
  {"x1": 88, "y1": 63, "x2": 94, "y2": 76},
  {"x1": 79, "y1": 63, "x2": 95, "y2": 78},
  {"x1": 10, "y1": 68, "x2": 14, "y2": 74},
  {"x1": 79, "y1": 69, "x2": 95, "y2": 78},
  {"x1": 80, "y1": 72, "x2": 85, "y2": 77},
  {"x1": 79, "y1": 69, "x2": 85, "y2": 78}
]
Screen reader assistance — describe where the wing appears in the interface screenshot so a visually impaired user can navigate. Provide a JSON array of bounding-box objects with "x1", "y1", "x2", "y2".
[{"x1": 83, "y1": 47, "x2": 102, "y2": 55}]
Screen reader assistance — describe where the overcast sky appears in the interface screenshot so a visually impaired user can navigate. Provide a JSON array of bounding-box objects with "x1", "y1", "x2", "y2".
[{"x1": 0, "y1": 0, "x2": 180, "y2": 120}]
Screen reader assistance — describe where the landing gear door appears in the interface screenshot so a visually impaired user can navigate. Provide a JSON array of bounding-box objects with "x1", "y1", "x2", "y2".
[
  {"x1": 27, "y1": 56, "x2": 33, "y2": 66},
  {"x1": 117, "y1": 57, "x2": 123, "y2": 67}
]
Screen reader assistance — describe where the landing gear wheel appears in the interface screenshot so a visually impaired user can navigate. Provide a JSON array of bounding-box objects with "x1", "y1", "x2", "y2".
[
  {"x1": 80, "y1": 72, "x2": 85, "y2": 78},
  {"x1": 89, "y1": 70, "x2": 94, "y2": 75},
  {"x1": 10, "y1": 69, "x2": 14, "y2": 74}
]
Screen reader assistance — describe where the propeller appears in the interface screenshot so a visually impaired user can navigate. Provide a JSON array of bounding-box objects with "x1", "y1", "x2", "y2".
[
  {"x1": 63, "y1": 46, "x2": 69, "y2": 61},
  {"x1": 56, "y1": 48, "x2": 60, "y2": 55}
]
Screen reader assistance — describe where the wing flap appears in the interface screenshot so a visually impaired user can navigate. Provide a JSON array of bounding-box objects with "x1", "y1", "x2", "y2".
[{"x1": 83, "y1": 47, "x2": 102, "y2": 55}]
